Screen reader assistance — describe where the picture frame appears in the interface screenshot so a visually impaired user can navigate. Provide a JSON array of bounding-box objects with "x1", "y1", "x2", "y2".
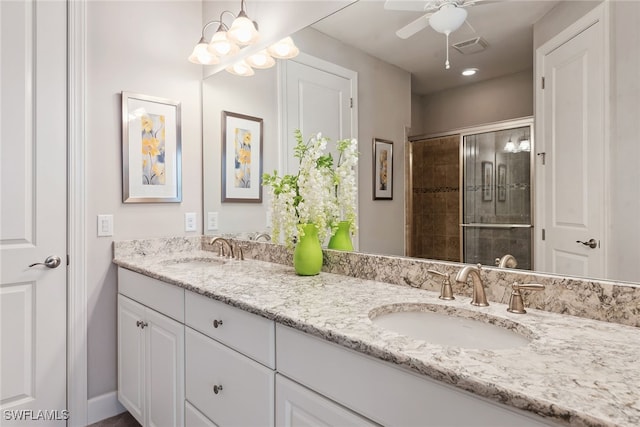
[
  {"x1": 373, "y1": 138, "x2": 393, "y2": 200},
  {"x1": 122, "y1": 91, "x2": 182, "y2": 203},
  {"x1": 221, "y1": 111, "x2": 263, "y2": 203},
  {"x1": 497, "y1": 163, "x2": 507, "y2": 202},
  {"x1": 482, "y1": 161, "x2": 493, "y2": 202}
]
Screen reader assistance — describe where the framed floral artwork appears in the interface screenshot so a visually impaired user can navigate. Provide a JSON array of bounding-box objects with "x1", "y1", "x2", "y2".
[
  {"x1": 373, "y1": 138, "x2": 393, "y2": 200},
  {"x1": 221, "y1": 111, "x2": 263, "y2": 203},
  {"x1": 122, "y1": 92, "x2": 182, "y2": 203}
]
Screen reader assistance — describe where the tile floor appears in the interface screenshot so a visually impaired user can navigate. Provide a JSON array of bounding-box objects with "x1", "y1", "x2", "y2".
[{"x1": 88, "y1": 411, "x2": 140, "y2": 427}]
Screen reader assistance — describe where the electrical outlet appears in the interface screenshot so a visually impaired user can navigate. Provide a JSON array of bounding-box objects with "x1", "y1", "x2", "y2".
[
  {"x1": 207, "y1": 212, "x2": 219, "y2": 231},
  {"x1": 97, "y1": 214, "x2": 113, "y2": 237},
  {"x1": 185, "y1": 212, "x2": 197, "y2": 232}
]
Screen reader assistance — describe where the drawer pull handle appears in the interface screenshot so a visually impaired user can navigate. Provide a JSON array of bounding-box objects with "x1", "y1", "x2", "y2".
[
  {"x1": 213, "y1": 319, "x2": 224, "y2": 328},
  {"x1": 136, "y1": 320, "x2": 148, "y2": 329},
  {"x1": 213, "y1": 384, "x2": 223, "y2": 394}
]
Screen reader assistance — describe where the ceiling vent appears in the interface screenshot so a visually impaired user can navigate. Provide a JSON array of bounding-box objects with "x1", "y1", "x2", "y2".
[{"x1": 452, "y1": 37, "x2": 488, "y2": 55}]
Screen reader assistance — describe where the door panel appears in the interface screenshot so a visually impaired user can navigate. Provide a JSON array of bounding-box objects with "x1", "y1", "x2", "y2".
[
  {"x1": 539, "y1": 19, "x2": 604, "y2": 278},
  {"x1": 0, "y1": 1, "x2": 67, "y2": 424},
  {"x1": 284, "y1": 59, "x2": 353, "y2": 175}
]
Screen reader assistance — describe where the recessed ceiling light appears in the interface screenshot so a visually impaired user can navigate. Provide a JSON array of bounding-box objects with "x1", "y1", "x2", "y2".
[{"x1": 462, "y1": 68, "x2": 478, "y2": 76}]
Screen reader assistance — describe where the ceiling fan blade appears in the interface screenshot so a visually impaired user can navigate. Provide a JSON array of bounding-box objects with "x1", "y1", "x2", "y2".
[
  {"x1": 384, "y1": 0, "x2": 431, "y2": 12},
  {"x1": 463, "y1": 0, "x2": 503, "y2": 7},
  {"x1": 396, "y1": 13, "x2": 432, "y2": 39}
]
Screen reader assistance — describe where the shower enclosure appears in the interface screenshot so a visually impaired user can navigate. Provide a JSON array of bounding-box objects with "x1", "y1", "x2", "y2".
[{"x1": 461, "y1": 120, "x2": 533, "y2": 269}]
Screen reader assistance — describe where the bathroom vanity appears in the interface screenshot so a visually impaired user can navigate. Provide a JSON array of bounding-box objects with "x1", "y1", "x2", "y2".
[{"x1": 113, "y1": 238, "x2": 640, "y2": 426}]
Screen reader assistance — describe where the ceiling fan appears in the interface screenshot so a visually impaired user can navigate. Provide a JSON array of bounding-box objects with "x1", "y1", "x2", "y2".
[{"x1": 384, "y1": 0, "x2": 495, "y2": 69}]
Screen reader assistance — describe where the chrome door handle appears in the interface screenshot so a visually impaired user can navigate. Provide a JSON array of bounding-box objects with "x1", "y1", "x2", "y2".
[
  {"x1": 29, "y1": 255, "x2": 62, "y2": 269},
  {"x1": 576, "y1": 239, "x2": 598, "y2": 249}
]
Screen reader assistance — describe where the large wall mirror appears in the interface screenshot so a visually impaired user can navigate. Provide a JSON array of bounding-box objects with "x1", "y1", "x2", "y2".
[{"x1": 203, "y1": 0, "x2": 640, "y2": 285}]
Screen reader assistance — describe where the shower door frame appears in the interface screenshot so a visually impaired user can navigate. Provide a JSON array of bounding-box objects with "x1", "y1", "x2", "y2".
[{"x1": 407, "y1": 116, "x2": 534, "y2": 266}]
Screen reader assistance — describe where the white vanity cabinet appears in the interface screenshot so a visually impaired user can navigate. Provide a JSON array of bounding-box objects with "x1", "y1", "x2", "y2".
[
  {"x1": 117, "y1": 268, "x2": 185, "y2": 427},
  {"x1": 276, "y1": 324, "x2": 557, "y2": 427},
  {"x1": 184, "y1": 290, "x2": 276, "y2": 426}
]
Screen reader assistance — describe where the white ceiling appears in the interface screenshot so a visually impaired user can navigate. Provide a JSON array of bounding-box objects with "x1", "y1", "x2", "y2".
[{"x1": 312, "y1": 0, "x2": 559, "y2": 95}]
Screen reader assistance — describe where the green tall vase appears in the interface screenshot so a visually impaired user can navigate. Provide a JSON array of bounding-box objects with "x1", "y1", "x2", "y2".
[
  {"x1": 293, "y1": 223, "x2": 323, "y2": 276},
  {"x1": 328, "y1": 221, "x2": 354, "y2": 251}
]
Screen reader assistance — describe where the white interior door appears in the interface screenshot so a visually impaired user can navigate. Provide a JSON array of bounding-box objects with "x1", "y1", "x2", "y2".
[
  {"x1": 1, "y1": 1, "x2": 68, "y2": 424},
  {"x1": 536, "y1": 9, "x2": 605, "y2": 278},
  {"x1": 283, "y1": 56, "x2": 356, "y2": 175}
]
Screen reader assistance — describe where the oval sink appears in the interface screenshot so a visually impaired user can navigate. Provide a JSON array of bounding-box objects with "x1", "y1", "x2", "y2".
[{"x1": 369, "y1": 304, "x2": 531, "y2": 350}]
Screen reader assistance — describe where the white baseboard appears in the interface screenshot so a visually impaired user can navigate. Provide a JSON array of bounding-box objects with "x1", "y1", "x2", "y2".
[{"x1": 87, "y1": 391, "x2": 126, "y2": 425}]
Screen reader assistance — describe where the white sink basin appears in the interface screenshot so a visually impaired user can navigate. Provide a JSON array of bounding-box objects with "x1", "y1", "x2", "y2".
[{"x1": 369, "y1": 305, "x2": 531, "y2": 350}]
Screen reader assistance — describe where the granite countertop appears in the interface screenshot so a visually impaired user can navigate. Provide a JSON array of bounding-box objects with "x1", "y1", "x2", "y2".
[{"x1": 113, "y1": 249, "x2": 640, "y2": 427}]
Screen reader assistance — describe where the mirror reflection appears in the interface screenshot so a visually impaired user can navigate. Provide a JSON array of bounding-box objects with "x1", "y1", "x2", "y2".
[{"x1": 203, "y1": 0, "x2": 640, "y2": 285}]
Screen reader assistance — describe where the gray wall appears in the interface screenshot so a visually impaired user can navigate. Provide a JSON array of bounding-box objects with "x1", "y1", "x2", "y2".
[
  {"x1": 86, "y1": 0, "x2": 203, "y2": 400},
  {"x1": 283, "y1": 27, "x2": 412, "y2": 256},
  {"x1": 201, "y1": 27, "x2": 412, "y2": 256},
  {"x1": 414, "y1": 69, "x2": 534, "y2": 136}
]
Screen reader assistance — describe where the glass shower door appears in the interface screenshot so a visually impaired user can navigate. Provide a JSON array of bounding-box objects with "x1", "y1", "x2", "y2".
[{"x1": 462, "y1": 122, "x2": 533, "y2": 270}]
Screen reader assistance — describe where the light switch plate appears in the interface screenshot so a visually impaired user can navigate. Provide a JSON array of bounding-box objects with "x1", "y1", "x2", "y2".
[
  {"x1": 266, "y1": 210, "x2": 272, "y2": 229},
  {"x1": 97, "y1": 214, "x2": 113, "y2": 237},
  {"x1": 185, "y1": 212, "x2": 197, "y2": 232},
  {"x1": 207, "y1": 212, "x2": 219, "y2": 231}
]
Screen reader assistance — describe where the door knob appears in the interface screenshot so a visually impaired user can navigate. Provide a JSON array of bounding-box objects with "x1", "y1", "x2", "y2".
[
  {"x1": 576, "y1": 239, "x2": 598, "y2": 249},
  {"x1": 29, "y1": 255, "x2": 62, "y2": 269}
]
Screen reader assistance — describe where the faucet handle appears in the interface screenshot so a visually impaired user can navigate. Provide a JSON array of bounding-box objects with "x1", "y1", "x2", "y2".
[
  {"x1": 507, "y1": 282, "x2": 545, "y2": 314},
  {"x1": 428, "y1": 269, "x2": 454, "y2": 300}
]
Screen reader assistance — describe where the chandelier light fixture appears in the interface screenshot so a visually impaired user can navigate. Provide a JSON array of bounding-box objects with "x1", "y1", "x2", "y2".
[{"x1": 189, "y1": 0, "x2": 299, "y2": 76}]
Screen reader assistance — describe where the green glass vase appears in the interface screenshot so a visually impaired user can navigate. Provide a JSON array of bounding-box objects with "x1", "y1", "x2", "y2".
[
  {"x1": 293, "y1": 223, "x2": 323, "y2": 276},
  {"x1": 328, "y1": 221, "x2": 354, "y2": 251}
]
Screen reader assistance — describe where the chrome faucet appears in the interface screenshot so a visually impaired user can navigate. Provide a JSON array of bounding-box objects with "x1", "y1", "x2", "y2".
[
  {"x1": 495, "y1": 254, "x2": 518, "y2": 269},
  {"x1": 209, "y1": 237, "x2": 234, "y2": 259},
  {"x1": 455, "y1": 264, "x2": 489, "y2": 307},
  {"x1": 254, "y1": 233, "x2": 271, "y2": 242}
]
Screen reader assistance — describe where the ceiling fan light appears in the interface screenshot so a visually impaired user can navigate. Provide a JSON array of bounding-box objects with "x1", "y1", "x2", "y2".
[
  {"x1": 429, "y1": 5, "x2": 468, "y2": 35},
  {"x1": 267, "y1": 37, "x2": 299, "y2": 59}
]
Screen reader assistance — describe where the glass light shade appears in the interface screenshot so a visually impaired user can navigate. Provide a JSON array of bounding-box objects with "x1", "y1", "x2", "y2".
[
  {"x1": 267, "y1": 37, "x2": 300, "y2": 59},
  {"x1": 429, "y1": 5, "x2": 468, "y2": 35},
  {"x1": 208, "y1": 30, "x2": 239, "y2": 56},
  {"x1": 188, "y1": 41, "x2": 219, "y2": 65},
  {"x1": 227, "y1": 15, "x2": 259, "y2": 45},
  {"x1": 246, "y1": 50, "x2": 275, "y2": 69},
  {"x1": 504, "y1": 141, "x2": 517, "y2": 153},
  {"x1": 518, "y1": 139, "x2": 531, "y2": 152},
  {"x1": 226, "y1": 60, "x2": 255, "y2": 77}
]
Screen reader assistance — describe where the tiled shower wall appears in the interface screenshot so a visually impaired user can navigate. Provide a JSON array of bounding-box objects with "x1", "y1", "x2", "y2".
[{"x1": 411, "y1": 135, "x2": 460, "y2": 262}]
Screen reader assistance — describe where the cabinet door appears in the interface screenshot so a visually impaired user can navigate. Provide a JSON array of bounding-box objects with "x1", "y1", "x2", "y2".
[
  {"x1": 185, "y1": 401, "x2": 218, "y2": 427},
  {"x1": 276, "y1": 374, "x2": 377, "y2": 427},
  {"x1": 146, "y1": 307, "x2": 185, "y2": 427},
  {"x1": 186, "y1": 328, "x2": 274, "y2": 427},
  {"x1": 117, "y1": 295, "x2": 145, "y2": 425}
]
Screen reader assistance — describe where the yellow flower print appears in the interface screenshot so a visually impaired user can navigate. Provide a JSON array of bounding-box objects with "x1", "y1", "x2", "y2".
[
  {"x1": 238, "y1": 148, "x2": 251, "y2": 165},
  {"x1": 243, "y1": 132, "x2": 252, "y2": 146},
  {"x1": 142, "y1": 137, "x2": 160, "y2": 157},
  {"x1": 141, "y1": 115, "x2": 153, "y2": 133},
  {"x1": 152, "y1": 163, "x2": 165, "y2": 184}
]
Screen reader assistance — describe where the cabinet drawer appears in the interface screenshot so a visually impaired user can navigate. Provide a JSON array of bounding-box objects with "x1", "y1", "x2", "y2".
[
  {"x1": 186, "y1": 327, "x2": 274, "y2": 427},
  {"x1": 276, "y1": 374, "x2": 377, "y2": 426},
  {"x1": 185, "y1": 290, "x2": 275, "y2": 368},
  {"x1": 118, "y1": 268, "x2": 184, "y2": 322},
  {"x1": 276, "y1": 325, "x2": 556, "y2": 427},
  {"x1": 185, "y1": 401, "x2": 218, "y2": 427}
]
